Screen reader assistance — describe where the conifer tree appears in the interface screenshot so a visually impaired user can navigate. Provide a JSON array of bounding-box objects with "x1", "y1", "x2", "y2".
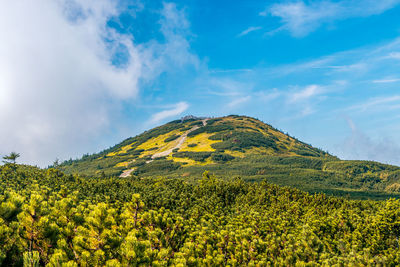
[{"x1": 2, "y1": 152, "x2": 20, "y2": 164}]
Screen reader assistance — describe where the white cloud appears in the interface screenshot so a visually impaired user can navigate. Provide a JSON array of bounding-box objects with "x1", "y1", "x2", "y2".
[
  {"x1": 329, "y1": 63, "x2": 368, "y2": 73},
  {"x1": 254, "y1": 89, "x2": 281, "y2": 102},
  {"x1": 346, "y1": 96, "x2": 400, "y2": 112},
  {"x1": 150, "y1": 102, "x2": 189, "y2": 124},
  {"x1": 372, "y1": 78, "x2": 400, "y2": 83},
  {"x1": 237, "y1": 26, "x2": 262, "y2": 37},
  {"x1": 207, "y1": 78, "x2": 254, "y2": 97},
  {"x1": 0, "y1": 0, "x2": 198, "y2": 166},
  {"x1": 265, "y1": 0, "x2": 400, "y2": 37},
  {"x1": 288, "y1": 85, "x2": 321, "y2": 103},
  {"x1": 226, "y1": 96, "x2": 251, "y2": 108},
  {"x1": 279, "y1": 85, "x2": 327, "y2": 119},
  {"x1": 209, "y1": 69, "x2": 253, "y2": 74},
  {"x1": 267, "y1": 1, "x2": 338, "y2": 37},
  {"x1": 338, "y1": 118, "x2": 400, "y2": 165},
  {"x1": 268, "y1": 57, "x2": 334, "y2": 76},
  {"x1": 387, "y1": 52, "x2": 400, "y2": 59},
  {"x1": 140, "y1": 2, "x2": 199, "y2": 81},
  {"x1": 206, "y1": 91, "x2": 241, "y2": 97}
]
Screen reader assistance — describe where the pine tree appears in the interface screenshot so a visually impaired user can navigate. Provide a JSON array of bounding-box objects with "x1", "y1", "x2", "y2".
[{"x1": 2, "y1": 152, "x2": 20, "y2": 164}]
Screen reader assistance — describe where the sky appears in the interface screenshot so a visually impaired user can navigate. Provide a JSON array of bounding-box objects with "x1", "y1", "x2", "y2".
[{"x1": 2, "y1": 0, "x2": 400, "y2": 167}]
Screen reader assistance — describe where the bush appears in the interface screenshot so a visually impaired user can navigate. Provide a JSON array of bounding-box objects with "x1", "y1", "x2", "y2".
[
  {"x1": 211, "y1": 153, "x2": 235, "y2": 162},
  {"x1": 173, "y1": 152, "x2": 212, "y2": 162},
  {"x1": 187, "y1": 124, "x2": 234, "y2": 137},
  {"x1": 205, "y1": 118, "x2": 222, "y2": 125},
  {"x1": 210, "y1": 131, "x2": 278, "y2": 151},
  {"x1": 164, "y1": 134, "x2": 180, "y2": 142},
  {"x1": 135, "y1": 159, "x2": 180, "y2": 174}
]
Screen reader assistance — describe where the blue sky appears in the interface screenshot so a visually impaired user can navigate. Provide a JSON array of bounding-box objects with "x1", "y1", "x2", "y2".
[{"x1": 2, "y1": 0, "x2": 400, "y2": 166}]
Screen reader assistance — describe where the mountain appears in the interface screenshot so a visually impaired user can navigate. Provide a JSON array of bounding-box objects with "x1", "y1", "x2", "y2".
[{"x1": 59, "y1": 115, "x2": 400, "y2": 199}]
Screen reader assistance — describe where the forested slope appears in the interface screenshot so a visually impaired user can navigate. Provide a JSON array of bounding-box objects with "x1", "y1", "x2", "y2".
[
  {"x1": 58, "y1": 115, "x2": 400, "y2": 199},
  {"x1": 2, "y1": 164, "x2": 400, "y2": 266},
  {"x1": 59, "y1": 115, "x2": 333, "y2": 177}
]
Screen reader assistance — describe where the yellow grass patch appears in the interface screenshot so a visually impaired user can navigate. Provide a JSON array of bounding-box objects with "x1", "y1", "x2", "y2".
[
  {"x1": 168, "y1": 155, "x2": 214, "y2": 167},
  {"x1": 225, "y1": 146, "x2": 291, "y2": 158},
  {"x1": 106, "y1": 151, "x2": 118, "y2": 157},
  {"x1": 168, "y1": 156, "x2": 197, "y2": 166},
  {"x1": 180, "y1": 133, "x2": 220, "y2": 152},
  {"x1": 120, "y1": 143, "x2": 134, "y2": 152},
  {"x1": 380, "y1": 172, "x2": 389, "y2": 182},
  {"x1": 137, "y1": 129, "x2": 183, "y2": 157},
  {"x1": 116, "y1": 162, "x2": 128, "y2": 167},
  {"x1": 115, "y1": 159, "x2": 136, "y2": 168},
  {"x1": 245, "y1": 147, "x2": 271, "y2": 155},
  {"x1": 116, "y1": 161, "x2": 129, "y2": 168},
  {"x1": 385, "y1": 183, "x2": 400, "y2": 192},
  {"x1": 202, "y1": 158, "x2": 214, "y2": 165},
  {"x1": 107, "y1": 142, "x2": 136, "y2": 157}
]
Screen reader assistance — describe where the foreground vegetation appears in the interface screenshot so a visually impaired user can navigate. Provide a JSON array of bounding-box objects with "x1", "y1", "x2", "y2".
[{"x1": 2, "y1": 164, "x2": 400, "y2": 266}]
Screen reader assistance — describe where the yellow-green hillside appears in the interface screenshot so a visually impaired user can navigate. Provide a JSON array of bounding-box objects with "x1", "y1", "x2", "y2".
[
  {"x1": 59, "y1": 115, "x2": 400, "y2": 199},
  {"x1": 59, "y1": 115, "x2": 332, "y2": 174}
]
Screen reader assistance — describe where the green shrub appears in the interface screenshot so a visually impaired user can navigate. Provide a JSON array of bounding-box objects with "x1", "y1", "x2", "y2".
[
  {"x1": 173, "y1": 151, "x2": 212, "y2": 162},
  {"x1": 210, "y1": 131, "x2": 277, "y2": 151},
  {"x1": 164, "y1": 134, "x2": 180, "y2": 142},
  {"x1": 211, "y1": 153, "x2": 235, "y2": 162},
  {"x1": 135, "y1": 159, "x2": 180, "y2": 174},
  {"x1": 187, "y1": 125, "x2": 234, "y2": 137}
]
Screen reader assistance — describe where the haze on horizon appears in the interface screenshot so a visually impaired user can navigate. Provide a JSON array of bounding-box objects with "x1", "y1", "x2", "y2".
[{"x1": 2, "y1": 0, "x2": 400, "y2": 167}]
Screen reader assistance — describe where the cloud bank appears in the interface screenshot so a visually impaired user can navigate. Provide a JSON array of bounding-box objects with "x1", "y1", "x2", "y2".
[
  {"x1": 0, "y1": 0, "x2": 196, "y2": 166},
  {"x1": 339, "y1": 118, "x2": 400, "y2": 165}
]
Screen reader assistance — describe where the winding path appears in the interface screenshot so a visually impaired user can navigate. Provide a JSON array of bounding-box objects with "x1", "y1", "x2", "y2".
[{"x1": 119, "y1": 119, "x2": 208, "y2": 177}]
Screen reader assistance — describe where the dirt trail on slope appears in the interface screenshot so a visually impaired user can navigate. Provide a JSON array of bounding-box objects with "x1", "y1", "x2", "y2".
[
  {"x1": 119, "y1": 119, "x2": 209, "y2": 177},
  {"x1": 151, "y1": 119, "x2": 209, "y2": 159},
  {"x1": 152, "y1": 126, "x2": 197, "y2": 158},
  {"x1": 120, "y1": 168, "x2": 136, "y2": 178}
]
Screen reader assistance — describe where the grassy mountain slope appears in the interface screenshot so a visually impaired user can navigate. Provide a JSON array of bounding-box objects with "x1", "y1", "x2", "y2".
[{"x1": 59, "y1": 115, "x2": 400, "y2": 199}]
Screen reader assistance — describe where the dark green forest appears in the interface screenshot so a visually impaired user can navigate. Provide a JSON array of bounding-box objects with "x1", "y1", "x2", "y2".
[{"x1": 2, "y1": 164, "x2": 400, "y2": 266}]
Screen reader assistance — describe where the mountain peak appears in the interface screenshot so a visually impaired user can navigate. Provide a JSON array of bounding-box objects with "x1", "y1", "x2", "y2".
[
  {"x1": 179, "y1": 115, "x2": 209, "y2": 122},
  {"x1": 60, "y1": 115, "x2": 333, "y2": 177}
]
